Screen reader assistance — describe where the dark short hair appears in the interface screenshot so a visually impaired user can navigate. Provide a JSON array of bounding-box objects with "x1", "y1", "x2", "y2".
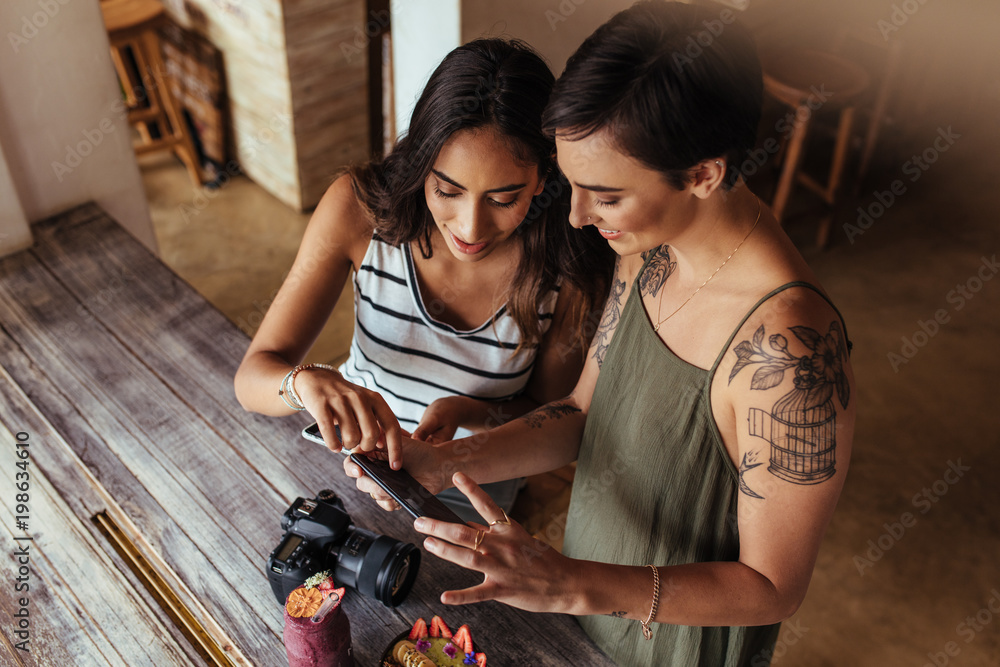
[{"x1": 543, "y1": 0, "x2": 763, "y2": 190}]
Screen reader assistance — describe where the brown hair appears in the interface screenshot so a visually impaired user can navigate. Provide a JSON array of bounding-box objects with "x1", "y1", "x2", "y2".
[{"x1": 350, "y1": 39, "x2": 612, "y2": 355}]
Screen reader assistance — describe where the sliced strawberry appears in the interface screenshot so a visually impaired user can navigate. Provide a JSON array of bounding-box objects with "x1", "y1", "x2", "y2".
[
  {"x1": 475, "y1": 652, "x2": 487, "y2": 666},
  {"x1": 320, "y1": 586, "x2": 344, "y2": 601},
  {"x1": 430, "y1": 615, "x2": 452, "y2": 639},
  {"x1": 451, "y1": 625, "x2": 473, "y2": 654},
  {"x1": 408, "y1": 617, "x2": 428, "y2": 641},
  {"x1": 318, "y1": 578, "x2": 334, "y2": 591}
]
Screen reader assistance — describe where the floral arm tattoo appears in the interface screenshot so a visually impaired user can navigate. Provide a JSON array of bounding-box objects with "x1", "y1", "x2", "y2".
[
  {"x1": 590, "y1": 259, "x2": 626, "y2": 369},
  {"x1": 520, "y1": 400, "x2": 582, "y2": 429},
  {"x1": 729, "y1": 321, "x2": 851, "y2": 498}
]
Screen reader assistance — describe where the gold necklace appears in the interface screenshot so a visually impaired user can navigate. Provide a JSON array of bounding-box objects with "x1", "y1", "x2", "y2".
[{"x1": 653, "y1": 197, "x2": 762, "y2": 332}]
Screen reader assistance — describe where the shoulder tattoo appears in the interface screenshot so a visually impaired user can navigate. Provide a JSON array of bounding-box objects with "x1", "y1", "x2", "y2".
[
  {"x1": 639, "y1": 245, "x2": 676, "y2": 298},
  {"x1": 729, "y1": 321, "x2": 850, "y2": 497}
]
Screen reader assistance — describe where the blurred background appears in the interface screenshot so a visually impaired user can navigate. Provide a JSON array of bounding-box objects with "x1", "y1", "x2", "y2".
[{"x1": 1, "y1": 0, "x2": 998, "y2": 664}]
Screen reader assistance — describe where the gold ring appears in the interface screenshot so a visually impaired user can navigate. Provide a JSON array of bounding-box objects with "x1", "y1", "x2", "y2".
[
  {"x1": 473, "y1": 530, "x2": 485, "y2": 552},
  {"x1": 489, "y1": 508, "x2": 510, "y2": 527}
]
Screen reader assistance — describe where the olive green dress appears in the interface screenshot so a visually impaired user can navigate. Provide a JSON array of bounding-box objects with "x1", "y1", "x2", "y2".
[{"x1": 563, "y1": 258, "x2": 841, "y2": 666}]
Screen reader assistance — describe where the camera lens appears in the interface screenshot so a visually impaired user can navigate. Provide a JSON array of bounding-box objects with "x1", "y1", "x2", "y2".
[
  {"x1": 331, "y1": 528, "x2": 420, "y2": 607},
  {"x1": 391, "y1": 558, "x2": 411, "y2": 598}
]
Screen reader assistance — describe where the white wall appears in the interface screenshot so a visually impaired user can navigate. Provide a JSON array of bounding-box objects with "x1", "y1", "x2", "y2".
[
  {"x1": 389, "y1": 0, "x2": 633, "y2": 140},
  {"x1": 390, "y1": 0, "x2": 461, "y2": 138},
  {"x1": 0, "y1": 137, "x2": 32, "y2": 258},
  {"x1": 461, "y1": 0, "x2": 636, "y2": 76},
  {"x1": 0, "y1": 0, "x2": 156, "y2": 252}
]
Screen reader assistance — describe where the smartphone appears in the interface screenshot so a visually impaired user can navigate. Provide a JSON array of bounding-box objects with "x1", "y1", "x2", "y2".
[
  {"x1": 302, "y1": 422, "x2": 344, "y2": 450},
  {"x1": 349, "y1": 453, "x2": 466, "y2": 525}
]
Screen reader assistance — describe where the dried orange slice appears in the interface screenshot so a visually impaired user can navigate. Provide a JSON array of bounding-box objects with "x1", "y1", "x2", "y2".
[{"x1": 285, "y1": 586, "x2": 323, "y2": 618}]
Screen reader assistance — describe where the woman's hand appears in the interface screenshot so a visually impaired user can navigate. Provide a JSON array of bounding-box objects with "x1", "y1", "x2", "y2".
[
  {"x1": 342, "y1": 437, "x2": 452, "y2": 512},
  {"x1": 414, "y1": 472, "x2": 577, "y2": 614},
  {"x1": 294, "y1": 367, "x2": 402, "y2": 468},
  {"x1": 411, "y1": 396, "x2": 477, "y2": 443}
]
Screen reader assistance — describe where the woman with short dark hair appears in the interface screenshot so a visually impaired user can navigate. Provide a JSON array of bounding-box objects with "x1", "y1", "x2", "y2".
[{"x1": 350, "y1": 4, "x2": 855, "y2": 665}]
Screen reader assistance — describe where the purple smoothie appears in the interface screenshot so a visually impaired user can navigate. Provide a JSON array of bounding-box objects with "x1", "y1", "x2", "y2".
[{"x1": 283, "y1": 592, "x2": 353, "y2": 667}]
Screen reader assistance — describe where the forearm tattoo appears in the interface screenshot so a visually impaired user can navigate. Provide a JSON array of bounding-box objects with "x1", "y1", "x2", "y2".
[
  {"x1": 521, "y1": 401, "x2": 582, "y2": 429},
  {"x1": 639, "y1": 245, "x2": 676, "y2": 298},
  {"x1": 729, "y1": 321, "x2": 851, "y2": 498},
  {"x1": 590, "y1": 261, "x2": 626, "y2": 369}
]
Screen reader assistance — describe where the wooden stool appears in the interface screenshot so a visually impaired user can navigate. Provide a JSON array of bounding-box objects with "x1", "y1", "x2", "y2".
[
  {"x1": 829, "y1": 25, "x2": 906, "y2": 193},
  {"x1": 101, "y1": 0, "x2": 202, "y2": 185},
  {"x1": 763, "y1": 49, "x2": 869, "y2": 248}
]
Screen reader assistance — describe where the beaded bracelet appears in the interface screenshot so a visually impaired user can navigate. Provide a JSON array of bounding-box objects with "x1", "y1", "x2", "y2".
[
  {"x1": 640, "y1": 564, "x2": 660, "y2": 640},
  {"x1": 278, "y1": 369, "x2": 304, "y2": 410},
  {"x1": 289, "y1": 363, "x2": 337, "y2": 408},
  {"x1": 278, "y1": 363, "x2": 337, "y2": 411}
]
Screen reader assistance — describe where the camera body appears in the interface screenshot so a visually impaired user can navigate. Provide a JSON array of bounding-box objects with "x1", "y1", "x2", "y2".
[{"x1": 267, "y1": 490, "x2": 419, "y2": 607}]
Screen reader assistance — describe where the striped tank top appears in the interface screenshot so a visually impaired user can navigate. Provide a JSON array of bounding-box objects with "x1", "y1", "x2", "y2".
[{"x1": 338, "y1": 234, "x2": 560, "y2": 433}]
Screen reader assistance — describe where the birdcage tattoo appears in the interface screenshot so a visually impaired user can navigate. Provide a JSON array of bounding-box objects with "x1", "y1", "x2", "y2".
[
  {"x1": 732, "y1": 321, "x2": 849, "y2": 489},
  {"x1": 749, "y1": 387, "x2": 836, "y2": 484}
]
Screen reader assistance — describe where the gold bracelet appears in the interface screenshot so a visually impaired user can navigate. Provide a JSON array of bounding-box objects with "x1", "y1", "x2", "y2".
[{"x1": 641, "y1": 564, "x2": 660, "y2": 640}]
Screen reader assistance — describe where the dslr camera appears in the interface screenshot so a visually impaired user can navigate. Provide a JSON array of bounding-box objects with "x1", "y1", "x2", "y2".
[{"x1": 267, "y1": 489, "x2": 419, "y2": 607}]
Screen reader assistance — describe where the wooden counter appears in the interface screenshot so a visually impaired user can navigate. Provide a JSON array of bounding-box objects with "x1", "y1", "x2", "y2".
[{"x1": 0, "y1": 204, "x2": 611, "y2": 666}]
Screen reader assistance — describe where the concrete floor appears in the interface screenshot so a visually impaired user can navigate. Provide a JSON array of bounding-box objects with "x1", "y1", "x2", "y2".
[{"x1": 140, "y1": 104, "x2": 1000, "y2": 664}]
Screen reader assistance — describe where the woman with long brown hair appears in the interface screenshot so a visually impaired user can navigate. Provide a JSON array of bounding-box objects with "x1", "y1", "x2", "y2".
[{"x1": 235, "y1": 38, "x2": 612, "y2": 520}]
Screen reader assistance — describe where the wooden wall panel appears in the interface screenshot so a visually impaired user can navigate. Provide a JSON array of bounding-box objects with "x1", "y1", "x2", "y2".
[{"x1": 161, "y1": 0, "x2": 370, "y2": 211}]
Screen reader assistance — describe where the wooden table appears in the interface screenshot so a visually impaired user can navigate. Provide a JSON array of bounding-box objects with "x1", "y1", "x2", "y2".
[{"x1": 0, "y1": 204, "x2": 613, "y2": 666}]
